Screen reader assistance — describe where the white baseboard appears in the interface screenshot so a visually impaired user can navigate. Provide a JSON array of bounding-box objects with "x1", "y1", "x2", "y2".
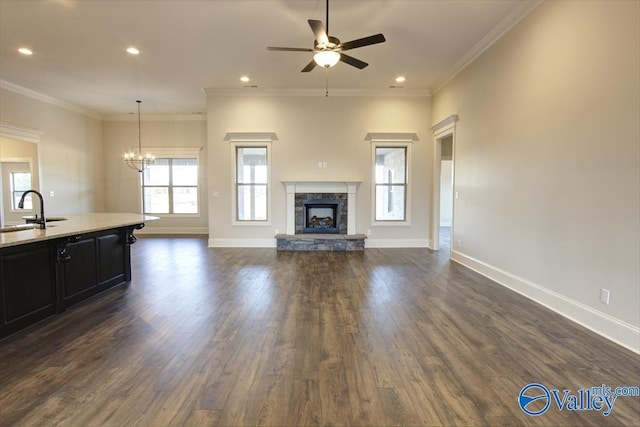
[
  {"x1": 208, "y1": 238, "x2": 276, "y2": 248},
  {"x1": 137, "y1": 226, "x2": 208, "y2": 235},
  {"x1": 365, "y1": 239, "x2": 428, "y2": 248},
  {"x1": 451, "y1": 250, "x2": 640, "y2": 354}
]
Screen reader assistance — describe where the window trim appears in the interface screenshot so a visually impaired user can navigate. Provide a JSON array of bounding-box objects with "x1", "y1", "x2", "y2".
[
  {"x1": 231, "y1": 141, "x2": 272, "y2": 226},
  {"x1": 139, "y1": 146, "x2": 202, "y2": 217},
  {"x1": 371, "y1": 141, "x2": 412, "y2": 226}
]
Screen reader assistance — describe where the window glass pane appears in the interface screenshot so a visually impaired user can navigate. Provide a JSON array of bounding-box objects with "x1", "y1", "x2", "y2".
[
  {"x1": 13, "y1": 193, "x2": 32, "y2": 210},
  {"x1": 375, "y1": 185, "x2": 406, "y2": 220},
  {"x1": 143, "y1": 159, "x2": 169, "y2": 185},
  {"x1": 172, "y1": 159, "x2": 198, "y2": 186},
  {"x1": 237, "y1": 147, "x2": 267, "y2": 184},
  {"x1": 375, "y1": 147, "x2": 406, "y2": 184},
  {"x1": 237, "y1": 184, "x2": 267, "y2": 221},
  {"x1": 12, "y1": 172, "x2": 31, "y2": 191},
  {"x1": 173, "y1": 187, "x2": 198, "y2": 213},
  {"x1": 11, "y1": 172, "x2": 32, "y2": 209},
  {"x1": 144, "y1": 187, "x2": 169, "y2": 213}
]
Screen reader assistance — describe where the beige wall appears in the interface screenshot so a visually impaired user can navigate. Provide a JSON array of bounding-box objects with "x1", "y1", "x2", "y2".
[
  {"x1": 102, "y1": 118, "x2": 208, "y2": 233},
  {"x1": 432, "y1": 1, "x2": 639, "y2": 350},
  {"x1": 0, "y1": 88, "x2": 104, "y2": 215},
  {"x1": 207, "y1": 94, "x2": 432, "y2": 246}
]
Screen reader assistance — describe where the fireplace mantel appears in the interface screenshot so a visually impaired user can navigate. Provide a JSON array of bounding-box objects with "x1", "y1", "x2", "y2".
[{"x1": 282, "y1": 181, "x2": 361, "y2": 235}]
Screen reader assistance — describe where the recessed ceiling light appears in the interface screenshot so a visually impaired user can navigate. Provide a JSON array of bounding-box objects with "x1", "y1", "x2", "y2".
[
  {"x1": 126, "y1": 47, "x2": 140, "y2": 55},
  {"x1": 18, "y1": 47, "x2": 33, "y2": 56},
  {"x1": 240, "y1": 76, "x2": 250, "y2": 82},
  {"x1": 395, "y1": 76, "x2": 406, "y2": 83}
]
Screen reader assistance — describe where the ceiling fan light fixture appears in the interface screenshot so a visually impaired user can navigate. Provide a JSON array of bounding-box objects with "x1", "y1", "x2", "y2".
[{"x1": 314, "y1": 50, "x2": 340, "y2": 68}]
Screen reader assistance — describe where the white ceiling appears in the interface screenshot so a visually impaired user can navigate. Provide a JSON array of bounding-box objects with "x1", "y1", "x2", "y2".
[{"x1": 0, "y1": 0, "x2": 534, "y2": 116}]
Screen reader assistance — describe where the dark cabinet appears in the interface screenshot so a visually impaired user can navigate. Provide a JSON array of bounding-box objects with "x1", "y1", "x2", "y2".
[
  {"x1": 59, "y1": 237, "x2": 98, "y2": 307},
  {"x1": 0, "y1": 225, "x2": 140, "y2": 339},
  {"x1": 97, "y1": 233, "x2": 126, "y2": 287},
  {"x1": 0, "y1": 242, "x2": 57, "y2": 337}
]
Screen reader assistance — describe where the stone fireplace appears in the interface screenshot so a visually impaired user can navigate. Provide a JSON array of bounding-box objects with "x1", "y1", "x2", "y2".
[
  {"x1": 278, "y1": 181, "x2": 364, "y2": 251},
  {"x1": 283, "y1": 181, "x2": 360, "y2": 235}
]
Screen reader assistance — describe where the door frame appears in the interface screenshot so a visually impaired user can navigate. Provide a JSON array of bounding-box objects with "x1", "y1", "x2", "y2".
[{"x1": 430, "y1": 114, "x2": 458, "y2": 252}]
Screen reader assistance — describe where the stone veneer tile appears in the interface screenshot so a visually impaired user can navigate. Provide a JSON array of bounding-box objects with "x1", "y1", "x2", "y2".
[{"x1": 276, "y1": 234, "x2": 366, "y2": 252}]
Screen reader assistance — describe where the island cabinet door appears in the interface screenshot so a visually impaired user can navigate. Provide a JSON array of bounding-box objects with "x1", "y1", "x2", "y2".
[
  {"x1": 0, "y1": 243, "x2": 57, "y2": 337},
  {"x1": 59, "y1": 237, "x2": 99, "y2": 308},
  {"x1": 96, "y1": 232, "x2": 127, "y2": 289}
]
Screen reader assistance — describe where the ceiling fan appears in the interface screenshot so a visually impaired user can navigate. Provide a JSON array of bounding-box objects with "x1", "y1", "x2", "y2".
[{"x1": 267, "y1": 0, "x2": 386, "y2": 72}]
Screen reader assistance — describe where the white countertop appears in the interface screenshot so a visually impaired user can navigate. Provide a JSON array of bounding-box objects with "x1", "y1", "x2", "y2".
[{"x1": 0, "y1": 213, "x2": 158, "y2": 249}]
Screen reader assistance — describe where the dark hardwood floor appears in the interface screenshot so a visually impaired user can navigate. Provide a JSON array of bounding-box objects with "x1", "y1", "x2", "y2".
[{"x1": 0, "y1": 231, "x2": 638, "y2": 426}]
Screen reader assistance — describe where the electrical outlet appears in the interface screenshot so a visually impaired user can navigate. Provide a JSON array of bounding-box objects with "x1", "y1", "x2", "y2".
[
  {"x1": 366, "y1": 229, "x2": 372, "y2": 236},
  {"x1": 600, "y1": 288, "x2": 610, "y2": 305},
  {"x1": 456, "y1": 238, "x2": 462, "y2": 248}
]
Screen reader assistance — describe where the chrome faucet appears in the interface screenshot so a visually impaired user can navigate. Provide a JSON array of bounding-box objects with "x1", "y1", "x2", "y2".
[{"x1": 18, "y1": 190, "x2": 46, "y2": 229}]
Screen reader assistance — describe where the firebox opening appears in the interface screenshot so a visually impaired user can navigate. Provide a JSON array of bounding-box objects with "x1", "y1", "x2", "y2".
[{"x1": 303, "y1": 199, "x2": 339, "y2": 234}]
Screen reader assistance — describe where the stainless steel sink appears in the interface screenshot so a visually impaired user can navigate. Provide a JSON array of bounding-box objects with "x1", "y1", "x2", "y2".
[{"x1": 23, "y1": 216, "x2": 67, "y2": 224}]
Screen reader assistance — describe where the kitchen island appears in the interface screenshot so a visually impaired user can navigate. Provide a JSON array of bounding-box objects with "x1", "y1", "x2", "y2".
[{"x1": 0, "y1": 213, "x2": 157, "y2": 339}]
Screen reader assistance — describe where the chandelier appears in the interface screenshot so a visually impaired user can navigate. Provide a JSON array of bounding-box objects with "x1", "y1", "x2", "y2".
[{"x1": 123, "y1": 100, "x2": 155, "y2": 172}]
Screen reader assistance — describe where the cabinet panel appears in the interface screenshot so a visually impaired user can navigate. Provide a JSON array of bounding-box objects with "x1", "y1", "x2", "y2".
[
  {"x1": 97, "y1": 233, "x2": 125, "y2": 287},
  {"x1": 62, "y1": 238, "x2": 98, "y2": 298},
  {"x1": 1, "y1": 244, "x2": 56, "y2": 323}
]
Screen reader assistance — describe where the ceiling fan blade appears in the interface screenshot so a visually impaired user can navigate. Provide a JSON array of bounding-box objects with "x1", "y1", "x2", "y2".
[
  {"x1": 340, "y1": 34, "x2": 386, "y2": 51},
  {"x1": 340, "y1": 54, "x2": 368, "y2": 69},
  {"x1": 267, "y1": 47, "x2": 314, "y2": 52},
  {"x1": 301, "y1": 60, "x2": 318, "y2": 73},
  {"x1": 308, "y1": 19, "x2": 329, "y2": 46}
]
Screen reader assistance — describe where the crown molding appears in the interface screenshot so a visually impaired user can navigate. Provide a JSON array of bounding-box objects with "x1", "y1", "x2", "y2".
[
  {"x1": 0, "y1": 79, "x2": 103, "y2": 120},
  {"x1": 432, "y1": 0, "x2": 544, "y2": 94},
  {"x1": 0, "y1": 121, "x2": 45, "y2": 143},
  {"x1": 203, "y1": 88, "x2": 430, "y2": 97}
]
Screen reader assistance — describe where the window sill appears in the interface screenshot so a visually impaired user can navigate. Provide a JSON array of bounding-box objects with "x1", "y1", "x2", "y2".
[
  {"x1": 144, "y1": 213, "x2": 201, "y2": 218},
  {"x1": 371, "y1": 220, "x2": 411, "y2": 226},
  {"x1": 232, "y1": 220, "x2": 272, "y2": 226}
]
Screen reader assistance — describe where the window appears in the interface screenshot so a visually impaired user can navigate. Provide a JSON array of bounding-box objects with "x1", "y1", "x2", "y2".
[
  {"x1": 11, "y1": 171, "x2": 32, "y2": 210},
  {"x1": 142, "y1": 158, "x2": 198, "y2": 214},
  {"x1": 235, "y1": 146, "x2": 268, "y2": 221},
  {"x1": 374, "y1": 146, "x2": 407, "y2": 221}
]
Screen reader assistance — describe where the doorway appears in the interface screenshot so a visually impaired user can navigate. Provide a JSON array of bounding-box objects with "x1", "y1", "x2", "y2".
[
  {"x1": 439, "y1": 136, "x2": 453, "y2": 251},
  {"x1": 0, "y1": 122, "x2": 44, "y2": 227},
  {"x1": 430, "y1": 114, "x2": 458, "y2": 253}
]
